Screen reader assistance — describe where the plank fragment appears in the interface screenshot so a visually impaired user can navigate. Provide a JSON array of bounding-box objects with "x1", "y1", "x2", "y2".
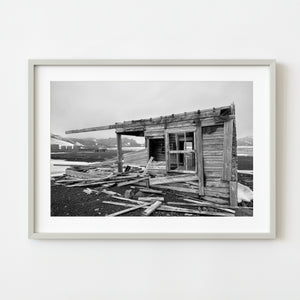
[{"x1": 107, "y1": 203, "x2": 149, "y2": 217}]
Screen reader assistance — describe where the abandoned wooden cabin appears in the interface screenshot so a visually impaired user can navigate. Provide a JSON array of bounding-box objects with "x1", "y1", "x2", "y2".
[{"x1": 66, "y1": 104, "x2": 238, "y2": 207}]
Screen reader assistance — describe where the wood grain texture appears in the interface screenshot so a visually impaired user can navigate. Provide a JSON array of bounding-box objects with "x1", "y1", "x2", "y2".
[{"x1": 222, "y1": 119, "x2": 233, "y2": 181}]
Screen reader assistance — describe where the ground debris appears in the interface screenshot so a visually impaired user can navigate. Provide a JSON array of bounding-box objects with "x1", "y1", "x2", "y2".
[{"x1": 51, "y1": 160, "x2": 251, "y2": 217}]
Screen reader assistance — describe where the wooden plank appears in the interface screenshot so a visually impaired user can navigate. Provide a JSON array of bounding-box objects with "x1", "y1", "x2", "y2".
[
  {"x1": 143, "y1": 156, "x2": 154, "y2": 175},
  {"x1": 103, "y1": 201, "x2": 232, "y2": 216},
  {"x1": 203, "y1": 144, "x2": 223, "y2": 151},
  {"x1": 195, "y1": 122, "x2": 204, "y2": 196},
  {"x1": 111, "y1": 196, "x2": 145, "y2": 204},
  {"x1": 138, "y1": 188, "x2": 163, "y2": 194},
  {"x1": 65, "y1": 169, "x2": 113, "y2": 180},
  {"x1": 107, "y1": 203, "x2": 149, "y2": 216},
  {"x1": 175, "y1": 133, "x2": 180, "y2": 167},
  {"x1": 203, "y1": 150, "x2": 224, "y2": 156},
  {"x1": 138, "y1": 197, "x2": 164, "y2": 202},
  {"x1": 204, "y1": 170, "x2": 223, "y2": 178},
  {"x1": 165, "y1": 131, "x2": 170, "y2": 172},
  {"x1": 117, "y1": 177, "x2": 149, "y2": 187},
  {"x1": 202, "y1": 139, "x2": 224, "y2": 145},
  {"x1": 154, "y1": 184, "x2": 199, "y2": 194},
  {"x1": 146, "y1": 138, "x2": 150, "y2": 160},
  {"x1": 202, "y1": 134, "x2": 224, "y2": 140},
  {"x1": 201, "y1": 196, "x2": 230, "y2": 205},
  {"x1": 205, "y1": 180, "x2": 229, "y2": 188},
  {"x1": 223, "y1": 119, "x2": 233, "y2": 180},
  {"x1": 116, "y1": 133, "x2": 123, "y2": 172},
  {"x1": 230, "y1": 181, "x2": 238, "y2": 207},
  {"x1": 150, "y1": 175, "x2": 198, "y2": 185},
  {"x1": 183, "y1": 198, "x2": 235, "y2": 214},
  {"x1": 143, "y1": 200, "x2": 163, "y2": 216}
]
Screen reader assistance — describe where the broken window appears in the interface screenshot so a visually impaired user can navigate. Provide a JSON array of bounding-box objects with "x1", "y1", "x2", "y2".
[{"x1": 167, "y1": 131, "x2": 196, "y2": 173}]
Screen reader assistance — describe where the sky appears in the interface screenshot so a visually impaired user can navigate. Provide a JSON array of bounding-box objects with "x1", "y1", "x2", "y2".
[{"x1": 51, "y1": 81, "x2": 253, "y2": 141}]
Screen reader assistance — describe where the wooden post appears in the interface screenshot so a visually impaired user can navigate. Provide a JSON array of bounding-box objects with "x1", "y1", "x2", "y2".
[
  {"x1": 196, "y1": 122, "x2": 204, "y2": 195},
  {"x1": 116, "y1": 133, "x2": 123, "y2": 172},
  {"x1": 165, "y1": 132, "x2": 170, "y2": 172},
  {"x1": 146, "y1": 138, "x2": 150, "y2": 159},
  {"x1": 230, "y1": 181, "x2": 238, "y2": 207},
  {"x1": 223, "y1": 119, "x2": 233, "y2": 181},
  {"x1": 175, "y1": 133, "x2": 180, "y2": 168}
]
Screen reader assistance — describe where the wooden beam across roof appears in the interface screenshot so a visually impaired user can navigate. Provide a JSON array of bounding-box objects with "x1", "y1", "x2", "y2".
[{"x1": 65, "y1": 105, "x2": 233, "y2": 135}]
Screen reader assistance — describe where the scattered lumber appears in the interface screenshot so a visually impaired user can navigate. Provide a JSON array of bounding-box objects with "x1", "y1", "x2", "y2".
[
  {"x1": 107, "y1": 203, "x2": 149, "y2": 217},
  {"x1": 102, "y1": 201, "x2": 232, "y2": 216},
  {"x1": 143, "y1": 200, "x2": 163, "y2": 216},
  {"x1": 158, "y1": 205, "x2": 231, "y2": 216}
]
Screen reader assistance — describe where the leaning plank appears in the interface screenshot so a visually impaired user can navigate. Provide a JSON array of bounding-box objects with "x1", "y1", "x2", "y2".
[
  {"x1": 150, "y1": 175, "x2": 198, "y2": 186},
  {"x1": 143, "y1": 200, "x2": 163, "y2": 216},
  {"x1": 154, "y1": 185, "x2": 199, "y2": 194},
  {"x1": 117, "y1": 177, "x2": 149, "y2": 187},
  {"x1": 142, "y1": 156, "x2": 154, "y2": 175},
  {"x1": 107, "y1": 203, "x2": 149, "y2": 217}
]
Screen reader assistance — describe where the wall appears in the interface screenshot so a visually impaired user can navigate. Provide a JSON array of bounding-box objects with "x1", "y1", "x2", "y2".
[{"x1": 0, "y1": 0, "x2": 299, "y2": 299}]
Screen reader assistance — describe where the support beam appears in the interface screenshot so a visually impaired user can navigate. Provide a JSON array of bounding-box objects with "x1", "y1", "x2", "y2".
[
  {"x1": 196, "y1": 122, "x2": 204, "y2": 195},
  {"x1": 116, "y1": 133, "x2": 123, "y2": 172},
  {"x1": 65, "y1": 106, "x2": 231, "y2": 134},
  {"x1": 229, "y1": 181, "x2": 238, "y2": 207},
  {"x1": 165, "y1": 131, "x2": 170, "y2": 172},
  {"x1": 223, "y1": 119, "x2": 234, "y2": 181}
]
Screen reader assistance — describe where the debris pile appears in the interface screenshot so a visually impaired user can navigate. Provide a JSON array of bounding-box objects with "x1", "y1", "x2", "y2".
[{"x1": 51, "y1": 157, "x2": 244, "y2": 217}]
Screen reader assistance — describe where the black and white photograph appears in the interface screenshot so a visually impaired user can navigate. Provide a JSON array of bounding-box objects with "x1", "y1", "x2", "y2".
[{"x1": 51, "y1": 81, "x2": 253, "y2": 217}]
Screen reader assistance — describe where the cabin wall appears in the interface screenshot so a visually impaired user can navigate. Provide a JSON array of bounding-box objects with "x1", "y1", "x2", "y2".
[
  {"x1": 144, "y1": 116, "x2": 237, "y2": 206},
  {"x1": 202, "y1": 125, "x2": 230, "y2": 203}
]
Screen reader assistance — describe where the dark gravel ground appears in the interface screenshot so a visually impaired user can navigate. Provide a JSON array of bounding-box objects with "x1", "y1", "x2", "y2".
[{"x1": 51, "y1": 183, "x2": 253, "y2": 217}]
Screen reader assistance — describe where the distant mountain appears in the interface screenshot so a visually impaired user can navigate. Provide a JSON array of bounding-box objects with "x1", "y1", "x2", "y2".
[
  {"x1": 51, "y1": 133, "x2": 142, "y2": 148},
  {"x1": 237, "y1": 136, "x2": 253, "y2": 146}
]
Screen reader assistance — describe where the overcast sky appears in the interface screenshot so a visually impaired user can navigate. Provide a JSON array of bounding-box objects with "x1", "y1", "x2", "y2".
[{"x1": 51, "y1": 81, "x2": 252, "y2": 141}]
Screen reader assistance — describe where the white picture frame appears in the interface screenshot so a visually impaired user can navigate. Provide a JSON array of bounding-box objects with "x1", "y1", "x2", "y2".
[{"x1": 28, "y1": 59, "x2": 276, "y2": 239}]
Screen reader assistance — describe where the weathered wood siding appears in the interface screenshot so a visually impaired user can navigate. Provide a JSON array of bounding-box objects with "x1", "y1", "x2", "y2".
[{"x1": 201, "y1": 125, "x2": 230, "y2": 203}]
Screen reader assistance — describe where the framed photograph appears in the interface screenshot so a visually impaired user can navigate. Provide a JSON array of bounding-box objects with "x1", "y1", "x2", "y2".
[{"x1": 28, "y1": 59, "x2": 276, "y2": 239}]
